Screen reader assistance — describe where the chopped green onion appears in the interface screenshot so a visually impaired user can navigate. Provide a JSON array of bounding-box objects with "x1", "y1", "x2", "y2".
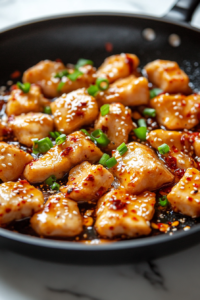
[
  {"x1": 150, "y1": 88, "x2": 163, "y2": 99},
  {"x1": 54, "y1": 70, "x2": 69, "y2": 79},
  {"x1": 45, "y1": 175, "x2": 56, "y2": 186},
  {"x1": 99, "y1": 153, "x2": 110, "y2": 166},
  {"x1": 96, "y1": 78, "x2": 109, "y2": 91},
  {"x1": 117, "y1": 142, "x2": 128, "y2": 156},
  {"x1": 56, "y1": 134, "x2": 66, "y2": 145},
  {"x1": 51, "y1": 182, "x2": 60, "y2": 190},
  {"x1": 75, "y1": 58, "x2": 94, "y2": 69},
  {"x1": 138, "y1": 119, "x2": 147, "y2": 128},
  {"x1": 158, "y1": 143, "x2": 170, "y2": 155},
  {"x1": 143, "y1": 108, "x2": 156, "y2": 117},
  {"x1": 17, "y1": 82, "x2": 31, "y2": 93},
  {"x1": 158, "y1": 195, "x2": 169, "y2": 207},
  {"x1": 100, "y1": 104, "x2": 110, "y2": 116},
  {"x1": 50, "y1": 131, "x2": 61, "y2": 139},
  {"x1": 44, "y1": 106, "x2": 52, "y2": 114},
  {"x1": 80, "y1": 129, "x2": 96, "y2": 142},
  {"x1": 68, "y1": 70, "x2": 83, "y2": 82},
  {"x1": 133, "y1": 127, "x2": 147, "y2": 141},
  {"x1": 32, "y1": 137, "x2": 53, "y2": 154},
  {"x1": 57, "y1": 81, "x2": 65, "y2": 92},
  {"x1": 87, "y1": 85, "x2": 99, "y2": 97},
  {"x1": 106, "y1": 157, "x2": 117, "y2": 168},
  {"x1": 91, "y1": 129, "x2": 110, "y2": 146}
]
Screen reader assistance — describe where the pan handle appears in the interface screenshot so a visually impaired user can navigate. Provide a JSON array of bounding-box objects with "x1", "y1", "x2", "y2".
[{"x1": 164, "y1": 0, "x2": 200, "y2": 22}]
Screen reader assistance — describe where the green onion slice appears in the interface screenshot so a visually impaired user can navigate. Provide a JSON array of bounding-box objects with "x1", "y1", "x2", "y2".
[
  {"x1": 133, "y1": 127, "x2": 147, "y2": 141},
  {"x1": 17, "y1": 82, "x2": 31, "y2": 93},
  {"x1": 150, "y1": 88, "x2": 163, "y2": 99},
  {"x1": 158, "y1": 143, "x2": 170, "y2": 155},
  {"x1": 87, "y1": 85, "x2": 99, "y2": 97},
  {"x1": 99, "y1": 153, "x2": 110, "y2": 166},
  {"x1": 44, "y1": 106, "x2": 52, "y2": 114},
  {"x1": 56, "y1": 134, "x2": 66, "y2": 145},
  {"x1": 91, "y1": 129, "x2": 110, "y2": 146},
  {"x1": 96, "y1": 78, "x2": 109, "y2": 91},
  {"x1": 117, "y1": 142, "x2": 128, "y2": 156},
  {"x1": 51, "y1": 182, "x2": 60, "y2": 190},
  {"x1": 138, "y1": 119, "x2": 147, "y2": 128},
  {"x1": 45, "y1": 175, "x2": 56, "y2": 186},
  {"x1": 57, "y1": 81, "x2": 65, "y2": 92},
  {"x1": 68, "y1": 70, "x2": 83, "y2": 82},
  {"x1": 32, "y1": 137, "x2": 53, "y2": 155},
  {"x1": 54, "y1": 70, "x2": 69, "y2": 79},
  {"x1": 80, "y1": 129, "x2": 96, "y2": 142},
  {"x1": 50, "y1": 131, "x2": 61, "y2": 139},
  {"x1": 106, "y1": 157, "x2": 117, "y2": 169},
  {"x1": 143, "y1": 108, "x2": 156, "y2": 117},
  {"x1": 75, "y1": 58, "x2": 94, "y2": 69},
  {"x1": 100, "y1": 104, "x2": 110, "y2": 116},
  {"x1": 158, "y1": 195, "x2": 169, "y2": 207}
]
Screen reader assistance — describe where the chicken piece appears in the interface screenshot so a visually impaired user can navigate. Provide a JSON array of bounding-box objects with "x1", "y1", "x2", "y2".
[
  {"x1": 9, "y1": 113, "x2": 54, "y2": 147},
  {"x1": 150, "y1": 94, "x2": 200, "y2": 130},
  {"x1": 0, "y1": 180, "x2": 44, "y2": 225},
  {"x1": 60, "y1": 161, "x2": 114, "y2": 202},
  {"x1": 23, "y1": 131, "x2": 103, "y2": 183},
  {"x1": 110, "y1": 142, "x2": 174, "y2": 194},
  {"x1": 31, "y1": 193, "x2": 82, "y2": 237},
  {"x1": 144, "y1": 59, "x2": 190, "y2": 94},
  {"x1": 95, "y1": 189, "x2": 155, "y2": 238},
  {"x1": 167, "y1": 168, "x2": 200, "y2": 217},
  {"x1": 6, "y1": 85, "x2": 49, "y2": 116},
  {"x1": 169, "y1": 151, "x2": 197, "y2": 170},
  {"x1": 96, "y1": 76, "x2": 149, "y2": 107},
  {"x1": 97, "y1": 53, "x2": 139, "y2": 83},
  {"x1": 94, "y1": 103, "x2": 133, "y2": 152},
  {"x1": 23, "y1": 60, "x2": 96, "y2": 98},
  {"x1": 0, "y1": 143, "x2": 33, "y2": 182},
  {"x1": 51, "y1": 88, "x2": 98, "y2": 134}
]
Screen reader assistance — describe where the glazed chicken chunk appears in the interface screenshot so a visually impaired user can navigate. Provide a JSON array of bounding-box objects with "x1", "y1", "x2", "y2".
[
  {"x1": 95, "y1": 189, "x2": 156, "y2": 238},
  {"x1": 6, "y1": 85, "x2": 49, "y2": 116},
  {"x1": 23, "y1": 60, "x2": 96, "y2": 98},
  {"x1": 94, "y1": 103, "x2": 133, "y2": 151},
  {"x1": 167, "y1": 168, "x2": 200, "y2": 217},
  {"x1": 9, "y1": 113, "x2": 54, "y2": 147},
  {"x1": 145, "y1": 59, "x2": 190, "y2": 94},
  {"x1": 31, "y1": 193, "x2": 83, "y2": 237},
  {"x1": 23, "y1": 131, "x2": 103, "y2": 183},
  {"x1": 150, "y1": 94, "x2": 200, "y2": 130},
  {"x1": 111, "y1": 142, "x2": 174, "y2": 194},
  {"x1": 0, "y1": 142, "x2": 33, "y2": 182},
  {"x1": 97, "y1": 53, "x2": 139, "y2": 83},
  {"x1": 96, "y1": 76, "x2": 149, "y2": 107},
  {"x1": 60, "y1": 161, "x2": 114, "y2": 202},
  {"x1": 0, "y1": 180, "x2": 44, "y2": 225},
  {"x1": 51, "y1": 88, "x2": 98, "y2": 134}
]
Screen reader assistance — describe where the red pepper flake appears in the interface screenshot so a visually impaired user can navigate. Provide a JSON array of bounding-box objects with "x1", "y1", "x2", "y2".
[
  {"x1": 5, "y1": 208, "x2": 11, "y2": 213},
  {"x1": 69, "y1": 137, "x2": 78, "y2": 142},
  {"x1": 85, "y1": 174, "x2": 95, "y2": 181},
  {"x1": 95, "y1": 186, "x2": 105, "y2": 198},
  {"x1": 102, "y1": 126, "x2": 108, "y2": 133},
  {"x1": 109, "y1": 199, "x2": 126, "y2": 210},
  {"x1": 174, "y1": 168, "x2": 185, "y2": 179},
  {"x1": 76, "y1": 111, "x2": 84, "y2": 116},
  {"x1": 171, "y1": 145, "x2": 178, "y2": 153},
  {"x1": 55, "y1": 58, "x2": 63, "y2": 63},
  {"x1": 186, "y1": 177, "x2": 191, "y2": 181},
  {"x1": 61, "y1": 147, "x2": 73, "y2": 156},
  {"x1": 165, "y1": 155, "x2": 177, "y2": 169},
  {"x1": 10, "y1": 70, "x2": 21, "y2": 79},
  {"x1": 105, "y1": 42, "x2": 113, "y2": 52},
  {"x1": 188, "y1": 197, "x2": 193, "y2": 202}
]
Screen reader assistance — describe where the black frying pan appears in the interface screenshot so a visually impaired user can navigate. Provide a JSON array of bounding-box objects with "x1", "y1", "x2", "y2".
[{"x1": 0, "y1": 0, "x2": 200, "y2": 265}]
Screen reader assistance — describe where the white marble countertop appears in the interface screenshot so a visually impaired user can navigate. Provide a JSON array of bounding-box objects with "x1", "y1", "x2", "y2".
[{"x1": 1, "y1": 1, "x2": 200, "y2": 299}]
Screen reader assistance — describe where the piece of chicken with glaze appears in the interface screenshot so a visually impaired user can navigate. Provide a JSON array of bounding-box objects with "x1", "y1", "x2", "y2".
[
  {"x1": 95, "y1": 189, "x2": 156, "y2": 238},
  {"x1": 31, "y1": 193, "x2": 83, "y2": 237}
]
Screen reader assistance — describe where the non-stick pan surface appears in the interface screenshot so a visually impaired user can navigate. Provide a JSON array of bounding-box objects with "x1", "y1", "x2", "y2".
[{"x1": 0, "y1": 12, "x2": 200, "y2": 264}]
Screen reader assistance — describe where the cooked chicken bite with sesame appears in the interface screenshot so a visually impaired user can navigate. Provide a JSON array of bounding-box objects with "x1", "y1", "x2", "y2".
[
  {"x1": 94, "y1": 103, "x2": 133, "y2": 151},
  {"x1": 97, "y1": 54, "x2": 139, "y2": 83},
  {"x1": 0, "y1": 142, "x2": 33, "y2": 182},
  {"x1": 110, "y1": 142, "x2": 174, "y2": 194},
  {"x1": 31, "y1": 193, "x2": 83, "y2": 237},
  {"x1": 145, "y1": 59, "x2": 190, "y2": 94},
  {"x1": 6, "y1": 85, "x2": 49, "y2": 116},
  {"x1": 51, "y1": 88, "x2": 98, "y2": 134},
  {"x1": 0, "y1": 180, "x2": 44, "y2": 225},
  {"x1": 60, "y1": 161, "x2": 114, "y2": 202},
  {"x1": 23, "y1": 131, "x2": 103, "y2": 183},
  {"x1": 96, "y1": 76, "x2": 149, "y2": 107},
  {"x1": 23, "y1": 60, "x2": 96, "y2": 98},
  {"x1": 95, "y1": 189, "x2": 155, "y2": 238},
  {"x1": 9, "y1": 113, "x2": 54, "y2": 147},
  {"x1": 150, "y1": 94, "x2": 200, "y2": 130},
  {"x1": 167, "y1": 168, "x2": 200, "y2": 217}
]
